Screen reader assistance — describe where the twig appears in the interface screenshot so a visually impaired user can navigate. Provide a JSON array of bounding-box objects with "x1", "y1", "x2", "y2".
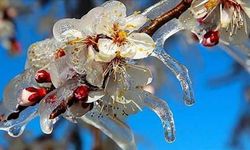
[{"x1": 141, "y1": 0, "x2": 193, "y2": 36}]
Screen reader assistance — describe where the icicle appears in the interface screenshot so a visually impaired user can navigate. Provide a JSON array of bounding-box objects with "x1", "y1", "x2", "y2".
[
  {"x1": 150, "y1": 19, "x2": 195, "y2": 106},
  {"x1": 141, "y1": 90, "x2": 175, "y2": 143},
  {"x1": 80, "y1": 108, "x2": 136, "y2": 150},
  {"x1": 0, "y1": 103, "x2": 38, "y2": 137},
  {"x1": 151, "y1": 48, "x2": 195, "y2": 106}
]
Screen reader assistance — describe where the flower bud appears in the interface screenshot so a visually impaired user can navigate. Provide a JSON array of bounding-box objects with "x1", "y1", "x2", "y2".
[
  {"x1": 35, "y1": 70, "x2": 51, "y2": 83},
  {"x1": 19, "y1": 87, "x2": 47, "y2": 106},
  {"x1": 202, "y1": 30, "x2": 219, "y2": 47},
  {"x1": 73, "y1": 85, "x2": 89, "y2": 102}
]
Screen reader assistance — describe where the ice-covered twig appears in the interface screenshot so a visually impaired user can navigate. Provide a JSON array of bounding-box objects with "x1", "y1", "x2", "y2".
[{"x1": 141, "y1": 0, "x2": 193, "y2": 36}]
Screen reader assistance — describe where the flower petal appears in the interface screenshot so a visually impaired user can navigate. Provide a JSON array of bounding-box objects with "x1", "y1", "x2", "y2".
[
  {"x1": 26, "y1": 38, "x2": 65, "y2": 69},
  {"x1": 119, "y1": 43, "x2": 136, "y2": 59},
  {"x1": 53, "y1": 18, "x2": 83, "y2": 42},
  {"x1": 65, "y1": 44, "x2": 88, "y2": 75},
  {"x1": 102, "y1": 0, "x2": 127, "y2": 22},
  {"x1": 127, "y1": 33, "x2": 155, "y2": 59},
  {"x1": 123, "y1": 13, "x2": 147, "y2": 32},
  {"x1": 125, "y1": 64, "x2": 153, "y2": 87},
  {"x1": 80, "y1": 7, "x2": 105, "y2": 35},
  {"x1": 95, "y1": 39, "x2": 117, "y2": 62},
  {"x1": 220, "y1": 5, "x2": 233, "y2": 28},
  {"x1": 48, "y1": 57, "x2": 76, "y2": 88}
]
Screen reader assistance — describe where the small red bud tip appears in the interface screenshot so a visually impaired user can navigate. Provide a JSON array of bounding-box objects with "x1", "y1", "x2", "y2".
[
  {"x1": 35, "y1": 70, "x2": 51, "y2": 83},
  {"x1": 202, "y1": 30, "x2": 219, "y2": 47},
  {"x1": 55, "y1": 48, "x2": 66, "y2": 59},
  {"x1": 20, "y1": 87, "x2": 47, "y2": 105},
  {"x1": 73, "y1": 85, "x2": 89, "y2": 101}
]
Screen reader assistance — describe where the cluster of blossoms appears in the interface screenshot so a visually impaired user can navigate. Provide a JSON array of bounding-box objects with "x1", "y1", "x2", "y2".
[
  {"x1": 0, "y1": 0, "x2": 21, "y2": 55},
  {"x1": 180, "y1": 0, "x2": 250, "y2": 47},
  {"x1": 0, "y1": 1, "x2": 195, "y2": 150}
]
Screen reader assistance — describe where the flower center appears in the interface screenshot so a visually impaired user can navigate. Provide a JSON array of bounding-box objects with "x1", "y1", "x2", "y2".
[{"x1": 112, "y1": 24, "x2": 128, "y2": 46}]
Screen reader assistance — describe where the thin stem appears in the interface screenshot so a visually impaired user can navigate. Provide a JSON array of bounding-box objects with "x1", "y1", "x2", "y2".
[{"x1": 141, "y1": 0, "x2": 193, "y2": 36}]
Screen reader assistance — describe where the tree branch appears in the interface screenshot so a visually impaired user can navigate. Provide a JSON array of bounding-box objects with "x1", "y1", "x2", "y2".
[{"x1": 141, "y1": 0, "x2": 193, "y2": 36}]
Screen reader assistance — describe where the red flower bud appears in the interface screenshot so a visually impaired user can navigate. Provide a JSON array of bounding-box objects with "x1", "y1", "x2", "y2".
[
  {"x1": 35, "y1": 70, "x2": 51, "y2": 83},
  {"x1": 202, "y1": 30, "x2": 219, "y2": 47},
  {"x1": 19, "y1": 87, "x2": 47, "y2": 106},
  {"x1": 73, "y1": 85, "x2": 89, "y2": 102}
]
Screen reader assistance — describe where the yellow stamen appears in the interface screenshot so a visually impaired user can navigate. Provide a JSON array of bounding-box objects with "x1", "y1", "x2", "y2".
[{"x1": 205, "y1": 0, "x2": 219, "y2": 10}]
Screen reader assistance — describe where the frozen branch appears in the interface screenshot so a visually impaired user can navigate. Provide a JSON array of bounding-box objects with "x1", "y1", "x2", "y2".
[{"x1": 141, "y1": 0, "x2": 193, "y2": 36}]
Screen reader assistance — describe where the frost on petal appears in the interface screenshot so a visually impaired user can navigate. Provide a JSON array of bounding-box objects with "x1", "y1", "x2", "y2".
[
  {"x1": 26, "y1": 38, "x2": 65, "y2": 69},
  {"x1": 119, "y1": 43, "x2": 136, "y2": 59},
  {"x1": 85, "y1": 60, "x2": 106, "y2": 87},
  {"x1": 53, "y1": 18, "x2": 83, "y2": 42},
  {"x1": 80, "y1": 7, "x2": 105, "y2": 35},
  {"x1": 39, "y1": 79, "x2": 79, "y2": 134},
  {"x1": 123, "y1": 13, "x2": 147, "y2": 32},
  {"x1": 65, "y1": 44, "x2": 88, "y2": 75},
  {"x1": 95, "y1": 39, "x2": 117, "y2": 62},
  {"x1": 48, "y1": 57, "x2": 76, "y2": 88},
  {"x1": 128, "y1": 33, "x2": 155, "y2": 59},
  {"x1": 125, "y1": 64, "x2": 153, "y2": 87},
  {"x1": 141, "y1": 90, "x2": 175, "y2": 143},
  {"x1": 151, "y1": 47, "x2": 195, "y2": 106},
  {"x1": 102, "y1": 0, "x2": 127, "y2": 22},
  {"x1": 4, "y1": 68, "x2": 38, "y2": 111},
  {"x1": 80, "y1": 107, "x2": 136, "y2": 150},
  {"x1": 0, "y1": 103, "x2": 38, "y2": 137}
]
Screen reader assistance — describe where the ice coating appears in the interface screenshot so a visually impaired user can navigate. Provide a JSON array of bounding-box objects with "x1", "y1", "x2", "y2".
[
  {"x1": 39, "y1": 79, "x2": 79, "y2": 134},
  {"x1": 151, "y1": 19, "x2": 195, "y2": 106},
  {"x1": 81, "y1": 107, "x2": 136, "y2": 150},
  {"x1": 0, "y1": 103, "x2": 38, "y2": 137},
  {"x1": 0, "y1": 0, "x2": 196, "y2": 148},
  {"x1": 152, "y1": 47, "x2": 195, "y2": 106},
  {"x1": 26, "y1": 38, "x2": 65, "y2": 69},
  {"x1": 142, "y1": 0, "x2": 180, "y2": 20},
  {"x1": 141, "y1": 90, "x2": 175, "y2": 142},
  {"x1": 3, "y1": 68, "x2": 39, "y2": 111}
]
